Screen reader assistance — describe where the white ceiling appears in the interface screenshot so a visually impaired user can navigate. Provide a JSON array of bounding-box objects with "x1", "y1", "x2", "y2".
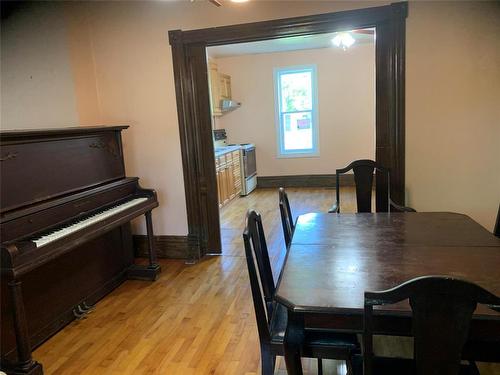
[{"x1": 207, "y1": 29, "x2": 375, "y2": 58}]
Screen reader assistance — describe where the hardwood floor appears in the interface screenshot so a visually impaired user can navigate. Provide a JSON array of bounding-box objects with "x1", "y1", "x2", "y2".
[{"x1": 33, "y1": 188, "x2": 500, "y2": 374}]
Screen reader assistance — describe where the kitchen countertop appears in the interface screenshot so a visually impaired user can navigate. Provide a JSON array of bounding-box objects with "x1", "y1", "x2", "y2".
[{"x1": 214, "y1": 145, "x2": 241, "y2": 157}]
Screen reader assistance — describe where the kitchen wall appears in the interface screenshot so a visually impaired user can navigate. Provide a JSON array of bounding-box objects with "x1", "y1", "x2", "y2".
[
  {"x1": 1, "y1": 2, "x2": 79, "y2": 129},
  {"x1": 1, "y1": 1, "x2": 499, "y2": 232},
  {"x1": 214, "y1": 43, "x2": 375, "y2": 176}
]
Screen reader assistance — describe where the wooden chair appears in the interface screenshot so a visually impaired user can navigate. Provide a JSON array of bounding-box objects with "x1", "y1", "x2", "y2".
[
  {"x1": 243, "y1": 210, "x2": 359, "y2": 375},
  {"x1": 353, "y1": 276, "x2": 500, "y2": 375},
  {"x1": 279, "y1": 187, "x2": 295, "y2": 248},
  {"x1": 461, "y1": 203, "x2": 500, "y2": 363},
  {"x1": 328, "y1": 159, "x2": 416, "y2": 213}
]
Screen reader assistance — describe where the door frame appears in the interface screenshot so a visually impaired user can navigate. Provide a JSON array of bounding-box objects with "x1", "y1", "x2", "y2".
[{"x1": 169, "y1": 2, "x2": 408, "y2": 260}]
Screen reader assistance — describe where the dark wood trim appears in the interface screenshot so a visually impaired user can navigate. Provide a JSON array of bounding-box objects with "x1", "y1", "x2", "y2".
[
  {"x1": 134, "y1": 235, "x2": 199, "y2": 261},
  {"x1": 169, "y1": 2, "x2": 407, "y2": 259},
  {"x1": 169, "y1": 31, "x2": 203, "y2": 261},
  {"x1": 392, "y1": 2, "x2": 407, "y2": 206},
  {"x1": 176, "y1": 5, "x2": 402, "y2": 46},
  {"x1": 257, "y1": 174, "x2": 355, "y2": 189}
]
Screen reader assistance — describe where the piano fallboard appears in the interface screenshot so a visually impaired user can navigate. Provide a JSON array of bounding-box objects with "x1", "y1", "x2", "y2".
[{"x1": 1, "y1": 177, "x2": 141, "y2": 242}]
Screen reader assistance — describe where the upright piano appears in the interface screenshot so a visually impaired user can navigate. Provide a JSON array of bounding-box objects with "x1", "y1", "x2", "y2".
[{"x1": 1, "y1": 126, "x2": 161, "y2": 375}]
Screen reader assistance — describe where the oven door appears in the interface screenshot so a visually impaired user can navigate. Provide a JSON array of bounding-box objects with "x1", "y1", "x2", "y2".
[{"x1": 243, "y1": 147, "x2": 256, "y2": 178}]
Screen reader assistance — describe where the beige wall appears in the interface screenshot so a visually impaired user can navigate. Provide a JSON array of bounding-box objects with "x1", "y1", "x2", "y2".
[
  {"x1": 2, "y1": 1, "x2": 499, "y2": 233},
  {"x1": 406, "y1": 1, "x2": 500, "y2": 231},
  {"x1": 214, "y1": 44, "x2": 375, "y2": 176},
  {"x1": 1, "y1": 2, "x2": 79, "y2": 129}
]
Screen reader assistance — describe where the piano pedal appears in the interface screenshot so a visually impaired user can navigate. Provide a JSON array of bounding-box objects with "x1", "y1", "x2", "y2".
[
  {"x1": 73, "y1": 307, "x2": 87, "y2": 320},
  {"x1": 73, "y1": 304, "x2": 92, "y2": 320},
  {"x1": 82, "y1": 302, "x2": 95, "y2": 313}
]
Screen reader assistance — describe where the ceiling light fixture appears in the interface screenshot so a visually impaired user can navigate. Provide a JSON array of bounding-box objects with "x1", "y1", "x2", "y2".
[{"x1": 331, "y1": 32, "x2": 355, "y2": 51}]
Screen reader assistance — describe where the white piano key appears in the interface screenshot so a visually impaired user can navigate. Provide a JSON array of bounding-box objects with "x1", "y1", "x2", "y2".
[{"x1": 33, "y1": 197, "x2": 148, "y2": 248}]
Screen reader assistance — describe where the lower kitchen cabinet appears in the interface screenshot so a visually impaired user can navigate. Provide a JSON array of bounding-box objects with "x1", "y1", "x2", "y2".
[{"x1": 216, "y1": 150, "x2": 242, "y2": 208}]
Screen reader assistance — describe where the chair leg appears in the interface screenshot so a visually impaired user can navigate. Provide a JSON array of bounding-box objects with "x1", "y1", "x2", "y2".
[
  {"x1": 469, "y1": 361, "x2": 480, "y2": 375},
  {"x1": 317, "y1": 358, "x2": 323, "y2": 375},
  {"x1": 261, "y1": 348, "x2": 275, "y2": 375},
  {"x1": 346, "y1": 358, "x2": 354, "y2": 375}
]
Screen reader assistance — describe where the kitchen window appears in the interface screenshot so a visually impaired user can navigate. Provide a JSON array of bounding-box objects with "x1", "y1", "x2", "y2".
[{"x1": 274, "y1": 65, "x2": 319, "y2": 157}]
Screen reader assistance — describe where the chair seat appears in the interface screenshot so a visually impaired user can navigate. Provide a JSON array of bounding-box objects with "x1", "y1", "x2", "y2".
[
  {"x1": 352, "y1": 354, "x2": 479, "y2": 375},
  {"x1": 462, "y1": 339, "x2": 500, "y2": 362},
  {"x1": 270, "y1": 303, "x2": 359, "y2": 351}
]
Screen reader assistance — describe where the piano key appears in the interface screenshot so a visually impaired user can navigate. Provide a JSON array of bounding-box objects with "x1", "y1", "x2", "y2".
[{"x1": 32, "y1": 197, "x2": 148, "y2": 248}]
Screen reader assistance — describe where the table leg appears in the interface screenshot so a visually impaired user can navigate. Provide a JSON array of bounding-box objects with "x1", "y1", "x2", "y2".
[{"x1": 284, "y1": 310, "x2": 305, "y2": 375}]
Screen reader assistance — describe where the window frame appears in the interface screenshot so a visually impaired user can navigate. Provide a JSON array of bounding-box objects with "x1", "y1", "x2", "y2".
[{"x1": 273, "y1": 64, "x2": 319, "y2": 158}]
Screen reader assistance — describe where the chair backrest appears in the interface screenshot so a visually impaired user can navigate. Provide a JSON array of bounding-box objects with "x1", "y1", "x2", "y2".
[
  {"x1": 279, "y1": 187, "x2": 294, "y2": 248},
  {"x1": 336, "y1": 159, "x2": 390, "y2": 213},
  {"x1": 243, "y1": 210, "x2": 276, "y2": 346},
  {"x1": 363, "y1": 276, "x2": 500, "y2": 375},
  {"x1": 494, "y1": 203, "x2": 500, "y2": 238}
]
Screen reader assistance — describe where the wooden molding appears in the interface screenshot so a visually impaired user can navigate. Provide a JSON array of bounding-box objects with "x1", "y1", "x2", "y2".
[
  {"x1": 169, "y1": 1, "x2": 407, "y2": 258},
  {"x1": 134, "y1": 235, "x2": 200, "y2": 261},
  {"x1": 257, "y1": 174, "x2": 355, "y2": 188},
  {"x1": 173, "y1": 4, "x2": 405, "y2": 46}
]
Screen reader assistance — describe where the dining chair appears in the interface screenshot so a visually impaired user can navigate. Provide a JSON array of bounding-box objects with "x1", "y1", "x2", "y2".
[
  {"x1": 279, "y1": 187, "x2": 295, "y2": 248},
  {"x1": 243, "y1": 210, "x2": 359, "y2": 375},
  {"x1": 328, "y1": 159, "x2": 416, "y2": 213},
  {"x1": 462, "y1": 203, "x2": 500, "y2": 363},
  {"x1": 353, "y1": 276, "x2": 500, "y2": 375}
]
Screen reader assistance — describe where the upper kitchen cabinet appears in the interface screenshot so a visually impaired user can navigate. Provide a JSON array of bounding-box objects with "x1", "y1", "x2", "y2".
[
  {"x1": 208, "y1": 59, "x2": 240, "y2": 116},
  {"x1": 208, "y1": 59, "x2": 222, "y2": 116},
  {"x1": 219, "y1": 74, "x2": 231, "y2": 100}
]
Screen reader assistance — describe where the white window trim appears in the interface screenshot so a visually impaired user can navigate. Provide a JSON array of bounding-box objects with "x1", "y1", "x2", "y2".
[{"x1": 273, "y1": 64, "x2": 319, "y2": 158}]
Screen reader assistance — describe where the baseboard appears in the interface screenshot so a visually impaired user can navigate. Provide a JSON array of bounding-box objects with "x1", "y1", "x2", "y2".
[
  {"x1": 256, "y1": 174, "x2": 355, "y2": 188},
  {"x1": 133, "y1": 235, "x2": 199, "y2": 260}
]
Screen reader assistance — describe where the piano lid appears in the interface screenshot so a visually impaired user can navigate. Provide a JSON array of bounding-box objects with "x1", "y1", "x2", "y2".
[
  {"x1": 0, "y1": 125, "x2": 129, "y2": 140},
  {"x1": 1, "y1": 126, "x2": 129, "y2": 214}
]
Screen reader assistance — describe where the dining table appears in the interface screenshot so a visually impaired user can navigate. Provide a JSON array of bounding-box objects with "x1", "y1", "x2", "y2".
[{"x1": 274, "y1": 212, "x2": 500, "y2": 374}]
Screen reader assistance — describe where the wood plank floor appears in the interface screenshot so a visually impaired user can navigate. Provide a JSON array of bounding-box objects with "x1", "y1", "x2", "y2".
[{"x1": 33, "y1": 188, "x2": 500, "y2": 374}]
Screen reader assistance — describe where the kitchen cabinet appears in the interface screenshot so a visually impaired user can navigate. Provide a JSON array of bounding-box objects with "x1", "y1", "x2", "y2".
[
  {"x1": 219, "y1": 74, "x2": 232, "y2": 100},
  {"x1": 216, "y1": 150, "x2": 241, "y2": 208},
  {"x1": 208, "y1": 59, "x2": 232, "y2": 117}
]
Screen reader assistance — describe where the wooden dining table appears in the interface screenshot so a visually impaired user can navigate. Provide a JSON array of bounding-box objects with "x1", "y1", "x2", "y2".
[{"x1": 274, "y1": 212, "x2": 500, "y2": 374}]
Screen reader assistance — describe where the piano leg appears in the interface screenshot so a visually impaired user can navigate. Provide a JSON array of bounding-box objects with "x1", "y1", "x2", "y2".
[
  {"x1": 7, "y1": 281, "x2": 43, "y2": 375},
  {"x1": 128, "y1": 210, "x2": 161, "y2": 281},
  {"x1": 145, "y1": 210, "x2": 158, "y2": 266}
]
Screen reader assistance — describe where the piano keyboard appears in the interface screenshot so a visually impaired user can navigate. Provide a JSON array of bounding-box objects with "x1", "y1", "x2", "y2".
[{"x1": 32, "y1": 197, "x2": 148, "y2": 248}]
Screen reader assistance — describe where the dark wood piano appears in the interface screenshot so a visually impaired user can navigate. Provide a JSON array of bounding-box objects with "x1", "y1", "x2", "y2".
[{"x1": 0, "y1": 126, "x2": 161, "y2": 375}]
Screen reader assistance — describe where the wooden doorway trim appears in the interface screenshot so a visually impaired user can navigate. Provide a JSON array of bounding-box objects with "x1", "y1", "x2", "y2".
[{"x1": 169, "y1": 2, "x2": 408, "y2": 260}]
